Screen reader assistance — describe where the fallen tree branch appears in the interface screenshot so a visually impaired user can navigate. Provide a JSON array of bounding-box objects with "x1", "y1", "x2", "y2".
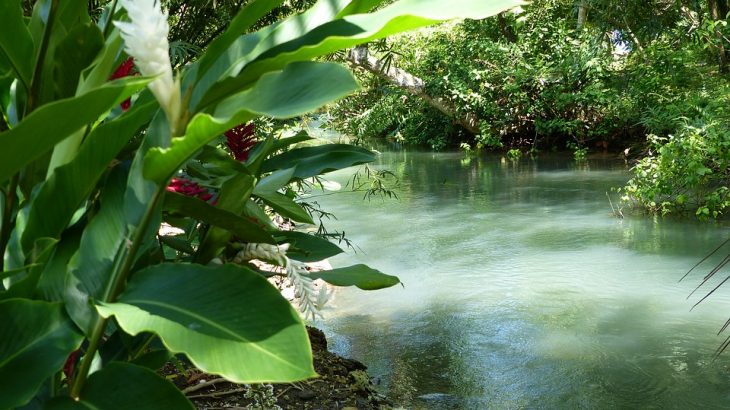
[
  {"x1": 347, "y1": 46, "x2": 481, "y2": 134},
  {"x1": 182, "y1": 378, "x2": 229, "y2": 395}
]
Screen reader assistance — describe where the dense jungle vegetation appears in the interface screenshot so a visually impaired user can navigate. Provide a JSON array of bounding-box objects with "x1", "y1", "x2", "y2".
[{"x1": 331, "y1": 0, "x2": 730, "y2": 219}]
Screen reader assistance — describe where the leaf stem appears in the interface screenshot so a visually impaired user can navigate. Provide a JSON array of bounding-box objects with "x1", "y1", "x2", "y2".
[
  {"x1": 103, "y1": 0, "x2": 119, "y2": 39},
  {"x1": 26, "y1": 0, "x2": 59, "y2": 116}
]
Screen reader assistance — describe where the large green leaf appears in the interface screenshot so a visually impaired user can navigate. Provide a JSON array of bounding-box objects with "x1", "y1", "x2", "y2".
[
  {"x1": 52, "y1": 23, "x2": 104, "y2": 99},
  {"x1": 196, "y1": 0, "x2": 286, "y2": 79},
  {"x1": 213, "y1": 61, "x2": 358, "y2": 119},
  {"x1": 275, "y1": 231, "x2": 343, "y2": 262},
  {"x1": 0, "y1": 76, "x2": 150, "y2": 184},
  {"x1": 255, "y1": 191, "x2": 314, "y2": 225},
  {"x1": 253, "y1": 167, "x2": 297, "y2": 195},
  {"x1": 199, "y1": 0, "x2": 524, "y2": 108},
  {"x1": 143, "y1": 61, "x2": 357, "y2": 185},
  {"x1": 0, "y1": 1, "x2": 34, "y2": 89},
  {"x1": 65, "y1": 168, "x2": 128, "y2": 334},
  {"x1": 192, "y1": 0, "x2": 353, "y2": 108},
  {"x1": 163, "y1": 191, "x2": 274, "y2": 244},
  {"x1": 46, "y1": 362, "x2": 193, "y2": 410},
  {"x1": 21, "y1": 100, "x2": 157, "y2": 254},
  {"x1": 262, "y1": 144, "x2": 376, "y2": 179},
  {"x1": 36, "y1": 231, "x2": 82, "y2": 302},
  {"x1": 194, "y1": 173, "x2": 257, "y2": 264},
  {"x1": 96, "y1": 263, "x2": 315, "y2": 383},
  {"x1": 0, "y1": 299, "x2": 83, "y2": 409},
  {"x1": 309, "y1": 264, "x2": 400, "y2": 290},
  {"x1": 337, "y1": 0, "x2": 388, "y2": 17},
  {"x1": 1, "y1": 237, "x2": 57, "y2": 300}
]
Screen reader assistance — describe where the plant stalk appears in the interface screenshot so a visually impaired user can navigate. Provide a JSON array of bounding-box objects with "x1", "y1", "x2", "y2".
[
  {"x1": 69, "y1": 187, "x2": 165, "y2": 398},
  {"x1": 103, "y1": 0, "x2": 119, "y2": 39},
  {"x1": 26, "y1": 0, "x2": 59, "y2": 116}
]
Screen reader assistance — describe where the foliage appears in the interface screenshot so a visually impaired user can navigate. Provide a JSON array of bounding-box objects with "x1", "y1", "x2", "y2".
[
  {"x1": 333, "y1": 1, "x2": 628, "y2": 150},
  {"x1": 0, "y1": 0, "x2": 521, "y2": 407},
  {"x1": 620, "y1": 122, "x2": 730, "y2": 219},
  {"x1": 330, "y1": 0, "x2": 730, "y2": 218}
]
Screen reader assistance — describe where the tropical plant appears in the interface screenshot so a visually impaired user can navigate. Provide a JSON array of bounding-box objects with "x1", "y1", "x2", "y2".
[{"x1": 0, "y1": 0, "x2": 522, "y2": 407}]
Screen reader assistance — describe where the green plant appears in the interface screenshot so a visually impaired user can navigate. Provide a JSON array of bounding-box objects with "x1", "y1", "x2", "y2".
[
  {"x1": 506, "y1": 148, "x2": 522, "y2": 160},
  {"x1": 565, "y1": 141, "x2": 587, "y2": 161},
  {"x1": 621, "y1": 123, "x2": 730, "y2": 219},
  {"x1": 0, "y1": 0, "x2": 521, "y2": 407}
]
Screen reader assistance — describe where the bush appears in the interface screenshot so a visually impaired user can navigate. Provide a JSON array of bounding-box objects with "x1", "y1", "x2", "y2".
[{"x1": 621, "y1": 122, "x2": 730, "y2": 219}]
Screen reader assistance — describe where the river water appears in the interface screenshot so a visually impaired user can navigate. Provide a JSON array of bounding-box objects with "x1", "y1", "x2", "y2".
[{"x1": 310, "y1": 147, "x2": 730, "y2": 409}]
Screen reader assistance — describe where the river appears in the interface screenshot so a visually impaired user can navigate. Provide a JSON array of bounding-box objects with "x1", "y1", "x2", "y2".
[{"x1": 308, "y1": 147, "x2": 730, "y2": 409}]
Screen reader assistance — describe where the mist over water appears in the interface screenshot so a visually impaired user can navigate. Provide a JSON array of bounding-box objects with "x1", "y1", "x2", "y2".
[{"x1": 311, "y1": 149, "x2": 730, "y2": 409}]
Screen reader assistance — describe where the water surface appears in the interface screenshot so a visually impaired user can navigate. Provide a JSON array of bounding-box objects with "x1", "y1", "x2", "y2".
[{"x1": 311, "y1": 149, "x2": 730, "y2": 409}]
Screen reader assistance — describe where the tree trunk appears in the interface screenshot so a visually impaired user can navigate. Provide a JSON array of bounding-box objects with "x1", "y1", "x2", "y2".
[
  {"x1": 347, "y1": 46, "x2": 480, "y2": 135},
  {"x1": 576, "y1": 0, "x2": 589, "y2": 30},
  {"x1": 497, "y1": 13, "x2": 517, "y2": 43},
  {"x1": 709, "y1": 0, "x2": 729, "y2": 73},
  {"x1": 719, "y1": 0, "x2": 729, "y2": 19}
]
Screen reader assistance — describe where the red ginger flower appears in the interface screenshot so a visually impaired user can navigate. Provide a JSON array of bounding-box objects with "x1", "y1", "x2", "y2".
[
  {"x1": 110, "y1": 57, "x2": 136, "y2": 111},
  {"x1": 225, "y1": 122, "x2": 257, "y2": 161},
  {"x1": 167, "y1": 177, "x2": 214, "y2": 202},
  {"x1": 62, "y1": 349, "x2": 80, "y2": 382}
]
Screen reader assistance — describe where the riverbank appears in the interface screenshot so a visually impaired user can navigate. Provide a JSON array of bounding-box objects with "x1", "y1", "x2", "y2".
[{"x1": 165, "y1": 327, "x2": 392, "y2": 409}]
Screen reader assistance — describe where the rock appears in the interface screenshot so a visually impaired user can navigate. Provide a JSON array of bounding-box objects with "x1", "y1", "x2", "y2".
[{"x1": 297, "y1": 389, "x2": 316, "y2": 401}]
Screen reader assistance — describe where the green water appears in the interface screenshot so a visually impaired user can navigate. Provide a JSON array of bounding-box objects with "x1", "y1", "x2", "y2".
[{"x1": 311, "y1": 148, "x2": 730, "y2": 409}]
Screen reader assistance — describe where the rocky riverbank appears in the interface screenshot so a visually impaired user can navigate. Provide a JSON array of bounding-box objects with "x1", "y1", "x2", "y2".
[{"x1": 166, "y1": 327, "x2": 393, "y2": 409}]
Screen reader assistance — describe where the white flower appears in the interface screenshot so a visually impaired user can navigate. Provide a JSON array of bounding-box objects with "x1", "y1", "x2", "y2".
[
  {"x1": 114, "y1": 0, "x2": 181, "y2": 134},
  {"x1": 235, "y1": 242, "x2": 329, "y2": 320}
]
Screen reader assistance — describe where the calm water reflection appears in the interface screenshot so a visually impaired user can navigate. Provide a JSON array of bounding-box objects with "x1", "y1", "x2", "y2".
[{"x1": 311, "y1": 149, "x2": 730, "y2": 409}]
